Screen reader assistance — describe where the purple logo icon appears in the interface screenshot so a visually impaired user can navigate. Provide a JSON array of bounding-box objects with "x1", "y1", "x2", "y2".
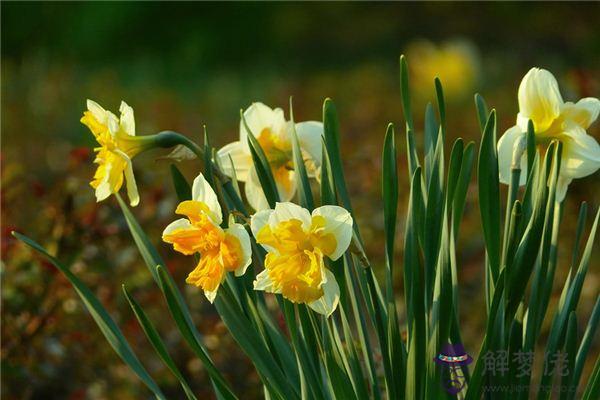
[{"x1": 434, "y1": 343, "x2": 473, "y2": 395}]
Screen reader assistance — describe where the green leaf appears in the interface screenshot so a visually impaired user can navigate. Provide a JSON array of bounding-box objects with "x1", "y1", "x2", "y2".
[
  {"x1": 211, "y1": 282, "x2": 299, "y2": 400},
  {"x1": 382, "y1": 123, "x2": 398, "y2": 294},
  {"x1": 290, "y1": 98, "x2": 314, "y2": 210},
  {"x1": 559, "y1": 312, "x2": 578, "y2": 400},
  {"x1": 323, "y1": 98, "x2": 355, "y2": 218},
  {"x1": 320, "y1": 138, "x2": 337, "y2": 206},
  {"x1": 116, "y1": 196, "x2": 236, "y2": 399},
  {"x1": 582, "y1": 357, "x2": 599, "y2": 400},
  {"x1": 123, "y1": 285, "x2": 197, "y2": 400},
  {"x1": 452, "y1": 141, "x2": 475, "y2": 239},
  {"x1": 434, "y1": 77, "x2": 446, "y2": 142},
  {"x1": 170, "y1": 164, "x2": 192, "y2": 201},
  {"x1": 399, "y1": 55, "x2": 414, "y2": 132},
  {"x1": 474, "y1": 93, "x2": 489, "y2": 133},
  {"x1": 244, "y1": 111, "x2": 280, "y2": 208},
  {"x1": 539, "y1": 208, "x2": 600, "y2": 399},
  {"x1": 477, "y1": 110, "x2": 501, "y2": 283},
  {"x1": 423, "y1": 102, "x2": 439, "y2": 186},
  {"x1": 154, "y1": 266, "x2": 238, "y2": 399},
  {"x1": 572, "y1": 297, "x2": 600, "y2": 398},
  {"x1": 12, "y1": 232, "x2": 166, "y2": 400},
  {"x1": 404, "y1": 167, "x2": 426, "y2": 400}
]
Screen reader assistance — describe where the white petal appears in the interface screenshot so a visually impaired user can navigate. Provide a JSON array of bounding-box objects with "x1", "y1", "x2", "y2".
[
  {"x1": 250, "y1": 209, "x2": 273, "y2": 237},
  {"x1": 253, "y1": 269, "x2": 277, "y2": 293},
  {"x1": 307, "y1": 269, "x2": 339, "y2": 317},
  {"x1": 217, "y1": 141, "x2": 252, "y2": 181},
  {"x1": 560, "y1": 123, "x2": 600, "y2": 179},
  {"x1": 295, "y1": 121, "x2": 324, "y2": 175},
  {"x1": 562, "y1": 98, "x2": 600, "y2": 129},
  {"x1": 204, "y1": 289, "x2": 218, "y2": 303},
  {"x1": 555, "y1": 176, "x2": 572, "y2": 203},
  {"x1": 87, "y1": 99, "x2": 107, "y2": 122},
  {"x1": 162, "y1": 218, "x2": 192, "y2": 236},
  {"x1": 191, "y1": 173, "x2": 222, "y2": 224},
  {"x1": 497, "y1": 125, "x2": 528, "y2": 186},
  {"x1": 226, "y1": 222, "x2": 253, "y2": 277},
  {"x1": 239, "y1": 102, "x2": 287, "y2": 145},
  {"x1": 312, "y1": 205, "x2": 353, "y2": 260},
  {"x1": 518, "y1": 68, "x2": 563, "y2": 133},
  {"x1": 245, "y1": 168, "x2": 271, "y2": 211},
  {"x1": 122, "y1": 154, "x2": 139, "y2": 206},
  {"x1": 119, "y1": 101, "x2": 136, "y2": 136},
  {"x1": 270, "y1": 202, "x2": 312, "y2": 230},
  {"x1": 95, "y1": 180, "x2": 112, "y2": 202}
]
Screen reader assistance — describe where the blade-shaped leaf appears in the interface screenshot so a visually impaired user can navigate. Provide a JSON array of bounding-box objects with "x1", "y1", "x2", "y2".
[{"x1": 12, "y1": 232, "x2": 166, "y2": 400}]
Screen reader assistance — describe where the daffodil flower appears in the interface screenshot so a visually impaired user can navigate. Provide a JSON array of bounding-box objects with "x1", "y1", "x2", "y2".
[
  {"x1": 217, "y1": 102, "x2": 323, "y2": 211},
  {"x1": 250, "y1": 202, "x2": 353, "y2": 316},
  {"x1": 81, "y1": 100, "x2": 156, "y2": 206},
  {"x1": 162, "y1": 173, "x2": 252, "y2": 302},
  {"x1": 498, "y1": 68, "x2": 600, "y2": 201}
]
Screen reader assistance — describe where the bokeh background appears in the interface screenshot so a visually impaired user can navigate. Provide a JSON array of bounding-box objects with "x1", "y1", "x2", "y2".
[{"x1": 2, "y1": 2, "x2": 599, "y2": 399}]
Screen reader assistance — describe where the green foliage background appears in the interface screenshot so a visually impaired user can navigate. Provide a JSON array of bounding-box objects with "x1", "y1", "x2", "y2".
[{"x1": 2, "y1": 2, "x2": 599, "y2": 399}]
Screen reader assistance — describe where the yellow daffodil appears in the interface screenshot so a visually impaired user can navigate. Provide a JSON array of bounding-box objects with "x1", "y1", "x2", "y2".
[
  {"x1": 162, "y1": 173, "x2": 252, "y2": 302},
  {"x1": 217, "y1": 102, "x2": 323, "y2": 211},
  {"x1": 405, "y1": 39, "x2": 479, "y2": 101},
  {"x1": 250, "y1": 202, "x2": 353, "y2": 316},
  {"x1": 81, "y1": 100, "x2": 155, "y2": 206},
  {"x1": 498, "y1": 68, "x2": 600, "y2": 201}
]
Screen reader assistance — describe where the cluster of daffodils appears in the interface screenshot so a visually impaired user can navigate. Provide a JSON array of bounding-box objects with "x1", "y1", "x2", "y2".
[
  {"x1": 498, "y1": 68, "x2": 600, "y2": 200},
  {"x1": 80, "y1": 75, "x2": 598, "y2": 315},
  {"x1": 161, "y1": 176, "x2": 352, "y2": 315}
]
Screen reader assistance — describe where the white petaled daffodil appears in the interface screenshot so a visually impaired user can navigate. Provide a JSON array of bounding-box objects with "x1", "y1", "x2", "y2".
[
  {"x1": 217, "y1": 102, "x2": 323, "y2": 211},
  {"x1": 498, "y1": 68, "x2": 600, "y2": 201},
  {"x1": 81, "y1": 100, "x2": 155, "y2": 206},
  {"x1": 162, "y1": 173, "x2": 252, "y2": 302},
  {"x1": 250, "y1": 202, "x2": 353, "y2": 316}
]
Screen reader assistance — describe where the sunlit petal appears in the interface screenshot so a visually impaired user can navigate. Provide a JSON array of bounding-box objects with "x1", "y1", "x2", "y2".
[
  {"x1": 225, "y1": 222, "x2": 252, "y2": 277},
  {"x1": 518, "y1": 68, "x2": 563, "y2": 133},
  {"x1": 191, "y1": 173, "x2": 222, "y2": 224},
  {"x1": 119, "y1": 101, "x2": 136, "y2": 136},
  {"x1": 497, "y1": 125, "x2": 528, "y2": 186},
  {"x1": 311, "y1": 205, "x2": 353, "y2": 260},
  {"x1": 270, "y1": 202, "x2": 312, "y2": 230},
  {"x1": 560, "y1": 123, "x2": 600, "y2": 180},
  {"x1": 245, "y1": 168, "x2": 271, "y2": 211},
  {"x1": 307, "y1": 269, "x2": 340, "y2": 316},
  {"x1": 562, "y1": 98, "x2": 600, "y2": 130},
  {"x1": 217, "y1": 141, "x2": 253, "y2": 181}
]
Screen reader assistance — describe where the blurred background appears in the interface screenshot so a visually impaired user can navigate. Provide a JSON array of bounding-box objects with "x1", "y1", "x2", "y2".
[{"x1": 2, "y1": 2, "x2": 599, "y2": 399}]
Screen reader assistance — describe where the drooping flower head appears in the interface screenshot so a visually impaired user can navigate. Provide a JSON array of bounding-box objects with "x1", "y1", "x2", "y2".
[
  {"x1": 81, "y1": 100, "x2": 154, "y2": 206},
  {"x1": 162, "y1": 173, "x2": 252, "y2": 302},
  {"x1": 217, "y1": 102, "x2": 323, "y2": 211},
  {"x1": 250, "y1": 202, "x2": 353, "y2": 316},
  {"x1": 498, "y1": 68, "x2": 600, "y2": 201}
]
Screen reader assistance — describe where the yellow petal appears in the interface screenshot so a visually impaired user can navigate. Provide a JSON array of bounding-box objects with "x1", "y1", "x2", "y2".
[{"x1": 186, "y1": 251, "x2": 225, "y2": 301}]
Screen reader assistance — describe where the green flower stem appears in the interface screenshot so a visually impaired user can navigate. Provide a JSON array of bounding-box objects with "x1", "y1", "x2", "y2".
[{"x1": 154, "y1": 130, "x2": 248, "y2": 215}]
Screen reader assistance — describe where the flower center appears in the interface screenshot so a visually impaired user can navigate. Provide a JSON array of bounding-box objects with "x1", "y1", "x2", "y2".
[{"x1": 256, "y1": 217, "x2": 337, "y2": 303}]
